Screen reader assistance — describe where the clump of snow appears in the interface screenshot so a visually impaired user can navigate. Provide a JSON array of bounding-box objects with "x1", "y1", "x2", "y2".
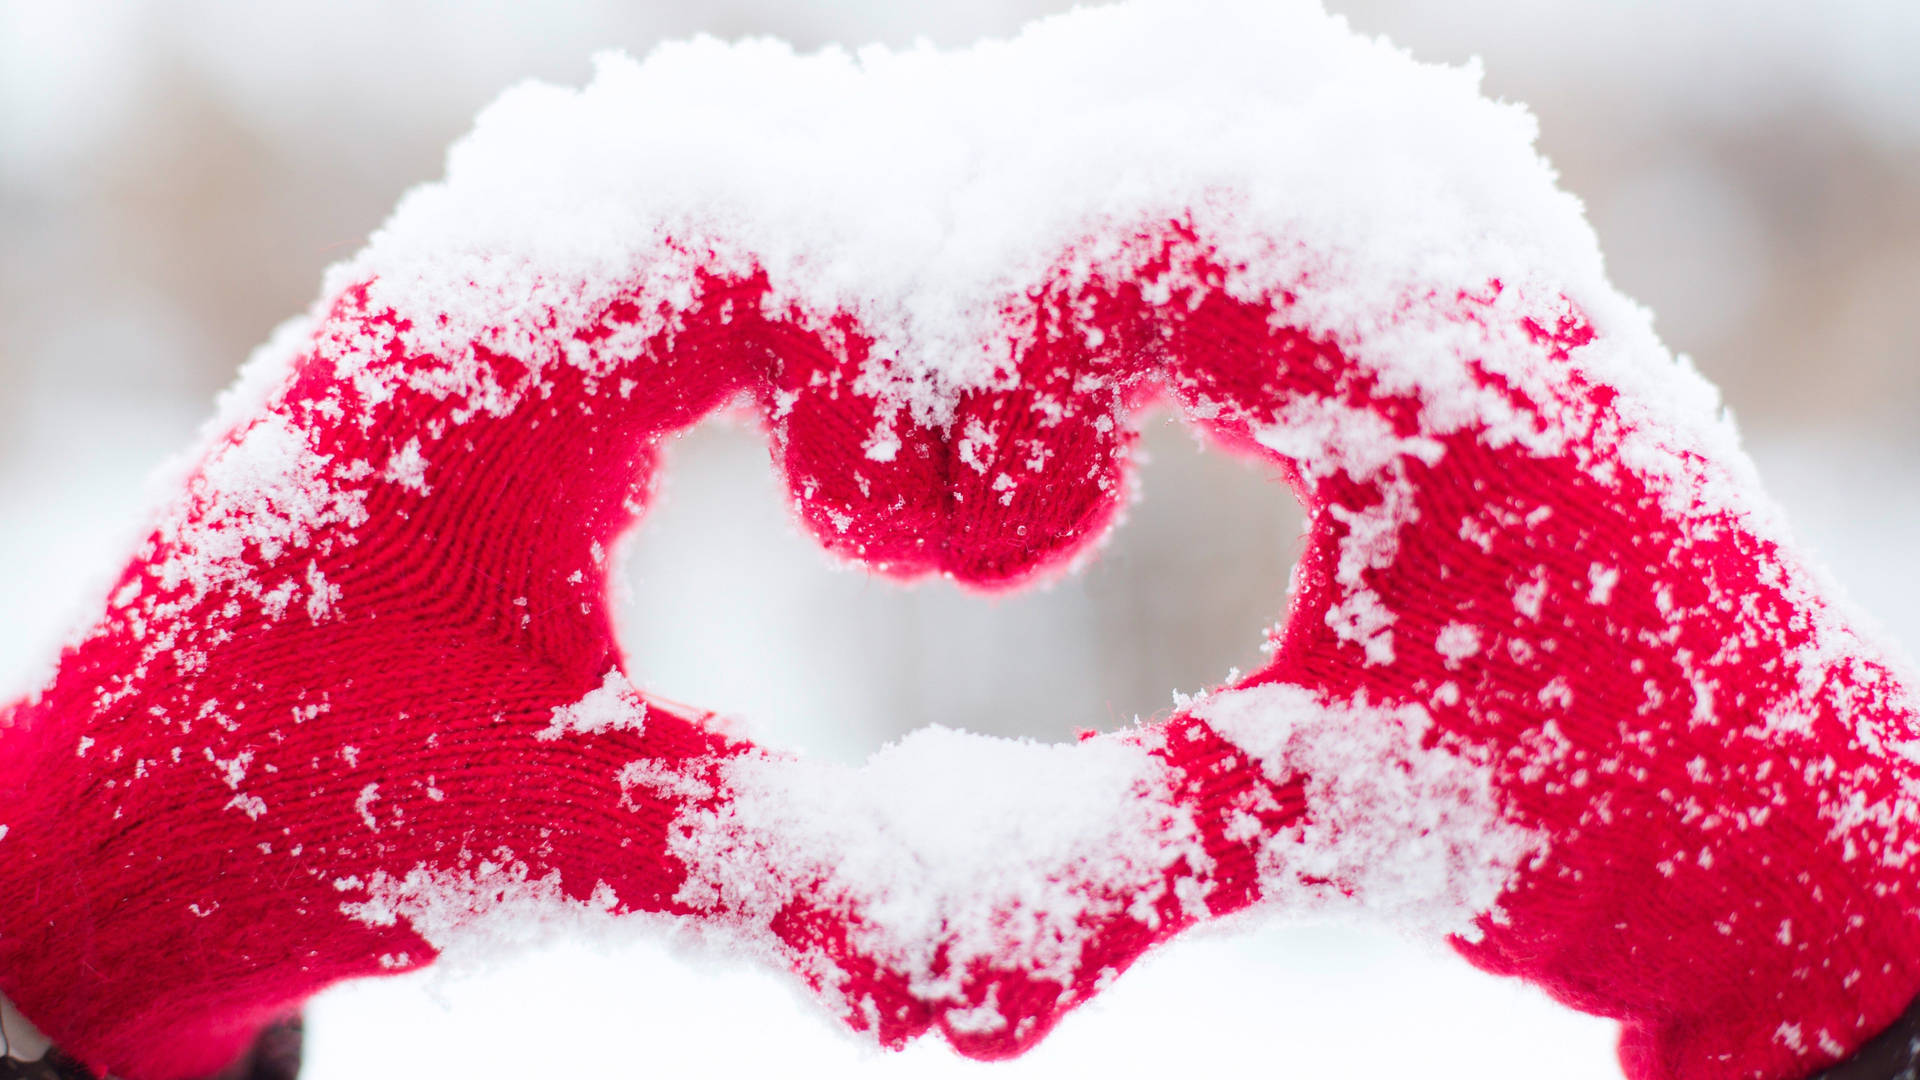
[
  {"x1": 1434, "y1": 622, "x2": 1482, "y2": 667},
  {"x1": 617, "y1": 758, "x2": 714, "y2": 805},
  {"x1": 356, "y1": 783, "x2": 383, "y2": 832},
  {"x1": 668, "y1": 727, "x2": 1206, "y2": 1027},
  {"x1": 339, "y1": 850, "x2": 615, "y2": 951},
  {"x1": 1252, "y1": 398, "x2": 1443, "y2": 484},
  {"x1": 382, "y1": 438, "x2": 431, "y2": 494},
  {"x1": 1194, "y1": 683, "x2": 1542, "y2": 940},
  {"x1": 536, "y1": 670, "x2": 648, "y2": 742}
]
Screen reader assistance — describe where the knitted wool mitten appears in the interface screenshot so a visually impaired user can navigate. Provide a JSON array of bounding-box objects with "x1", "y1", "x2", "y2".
[
  {"x1": 0, "y1": 266, "x2": 1130, "y2": 1078},
  {"x1": 1130, "y1": 272, "x2": 1920, "y2": 1080},
  {"x1": 5, "y1": 6, "x2": 1919, "y2": 1080}
]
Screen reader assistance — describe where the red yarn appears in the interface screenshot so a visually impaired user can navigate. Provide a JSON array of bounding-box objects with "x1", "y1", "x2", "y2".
[{"x1": 1, "y1": 224, "x2": 1916, "y2": 1080}]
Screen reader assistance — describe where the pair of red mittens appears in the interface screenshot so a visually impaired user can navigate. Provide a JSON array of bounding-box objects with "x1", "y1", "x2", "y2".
[{"x1": 5, "y1": 233, "x2": 1918, "y2": 1080}]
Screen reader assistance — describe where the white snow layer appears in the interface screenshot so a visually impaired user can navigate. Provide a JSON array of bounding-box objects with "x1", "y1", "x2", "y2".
[{"x1": 322, "y1": 0, "x2": 1741, "y2": 486}]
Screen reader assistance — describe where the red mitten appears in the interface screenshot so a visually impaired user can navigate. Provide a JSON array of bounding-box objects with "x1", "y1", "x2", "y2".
[
  {"x1": 689, "y1": 216, "x2": 1920, "y2": 1078},
  {"x1": 0, "y1": 267, "x2": 1144, "y2": 1075},
  {"x1": 1127, "y1": 266, "x2": 1920, "y2": 1080}
]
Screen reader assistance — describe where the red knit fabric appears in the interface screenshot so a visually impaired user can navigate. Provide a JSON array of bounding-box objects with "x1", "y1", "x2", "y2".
[{"x1": 1, "y1": 223, "x2": 1916, "y2": 1080}]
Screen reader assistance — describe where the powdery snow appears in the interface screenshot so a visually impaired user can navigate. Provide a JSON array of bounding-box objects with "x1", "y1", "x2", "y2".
[
  {"x1": 1193, "y1": 684, "x2": 1541, "y2": 940},
  {"x1": 536, "y1": 670, "x2": 649, "y2": 742},
  {"x1": 151, "y1": 412, "x2": 368, "y2": 617},
  {"x1": 123, "y1": 0, "x2": 1801, "y2": 671},
  {"x1": 305, "y1": 0, "x2": 1747, "y2": 507},
  {"x1": 668, "y1": 729, "x2": 1205, "y2": 1032}
]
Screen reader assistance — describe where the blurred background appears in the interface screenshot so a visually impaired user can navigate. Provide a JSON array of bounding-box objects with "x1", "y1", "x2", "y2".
[{"x1": 1, "y1": 1, "x2": 1915, "y2": 1076}]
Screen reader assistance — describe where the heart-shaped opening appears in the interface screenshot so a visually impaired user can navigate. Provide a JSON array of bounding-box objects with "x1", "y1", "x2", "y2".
[{"x1": 615, "y1": 413, "x2": 1302, "y2": 763}]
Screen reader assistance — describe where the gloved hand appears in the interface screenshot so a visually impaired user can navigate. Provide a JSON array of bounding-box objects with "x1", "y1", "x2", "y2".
[
  {"x1": 0, "y1": 257, "x2": 1170, "y2": 1077},
  {"x1": 697, "y1": 206, "x2": 1920, "y2": 1079},
  {"x1": 1116, "y1": 253, "x2": 1920, "y2": 1080},
  {"x1": 0, "y1": 268, "x2": 756, "y2": 1079}
]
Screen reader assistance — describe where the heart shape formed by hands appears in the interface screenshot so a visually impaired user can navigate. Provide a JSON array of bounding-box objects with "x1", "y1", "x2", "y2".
[{"x1": 5, "y1": 6, "x2": 1920, "y2": 1080}]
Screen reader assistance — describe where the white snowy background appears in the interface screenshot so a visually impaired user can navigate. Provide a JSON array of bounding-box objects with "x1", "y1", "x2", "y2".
[{"x1": 2, "y1": 1, "x2": 1916, "y2": 1076}]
